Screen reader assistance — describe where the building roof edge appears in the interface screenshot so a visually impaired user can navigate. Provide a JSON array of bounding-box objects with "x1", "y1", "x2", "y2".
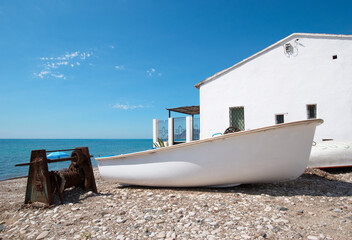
[{"x1": 194, "y1": 33, "x2": 352, "y2": 89}]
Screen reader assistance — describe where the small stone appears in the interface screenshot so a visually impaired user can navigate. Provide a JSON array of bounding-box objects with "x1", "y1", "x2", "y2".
[
  {"x1": 184, "y1": 222, "x2": 192, "y2": 228},
  {"x1": 116, "y1": 218, "x2": 126, "y2": 223},
  {"x1": 307, "y1": 236, "x2": 319, "y2": 240},
  {"x1": 241, "y1": 234, "x2": 251, "y2": 239},
  {"x1": 36, "y1": 231, "x2": 49, "y2": 240},
  {"x1": 278, "y1": 207, "x2": 288, "y2": 211},
  {"x1": 0, "y1": 224, "x2": 5, "y2": 231},
  {"x1": 156, "y1": 231, "x2": 166, "y2": 238},
  {"x1": 166, "y1": 231, "x2": 173, "y2": 238},
  {"x1": 333, "y1": 208, "x2": 343, "y2": 213},
  {"x1": 296, "y1": 210, "x2": 304, "y2": 215},
  {"x1": 209, "y1": 221, "x2": 218, "y2": 226}
]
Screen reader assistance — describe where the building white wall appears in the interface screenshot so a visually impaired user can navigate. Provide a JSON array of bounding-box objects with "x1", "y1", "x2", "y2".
[{"x1": 199, "y1": 35, "x2": 352, "y2": 141}]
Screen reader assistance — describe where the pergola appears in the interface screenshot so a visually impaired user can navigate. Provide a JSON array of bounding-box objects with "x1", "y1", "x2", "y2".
[{"x1": 166, "y1": 105, "x2": 200, "y2": 118}]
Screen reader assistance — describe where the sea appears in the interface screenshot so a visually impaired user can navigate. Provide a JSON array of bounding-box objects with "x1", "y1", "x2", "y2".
[{"x1": 0, "y1": 139, "x2": 153, "y2": 181}]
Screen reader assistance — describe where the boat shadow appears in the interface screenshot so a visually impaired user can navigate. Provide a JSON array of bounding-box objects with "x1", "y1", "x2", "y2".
[{"x1": 123, "y1": 168, "x2": 352, "y2": 198}]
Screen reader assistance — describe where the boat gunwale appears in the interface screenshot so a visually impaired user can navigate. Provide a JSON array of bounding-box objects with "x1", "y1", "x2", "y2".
[{"x1": 96, "y1": 119, "x2": 323, "y2": 161}]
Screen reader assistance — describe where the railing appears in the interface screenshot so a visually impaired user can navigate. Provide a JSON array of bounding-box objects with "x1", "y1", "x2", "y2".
[
  {"x1": 174, "y1": 117, "x2": 186, "y2": 143},
  {"x1": 158, "y1": 120, "x2": 168, "y2": 141},
  {"x1": 153, "y1": 116, "x2": 200, "y2": 146},
  {"x1": 193, "y1": 117, "x2": 200, "y2": 140}
]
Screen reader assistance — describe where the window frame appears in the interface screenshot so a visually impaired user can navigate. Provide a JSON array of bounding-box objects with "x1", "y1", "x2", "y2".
[
  {"x1": 307, "y1": 104, "x2": 317, "y2": 119},
  {"x1": 275, "y1": 114, "x2": 285, "y2": 124},
  {"x1": 229, "y1": 106, "x2": 245, "y2": 131}
]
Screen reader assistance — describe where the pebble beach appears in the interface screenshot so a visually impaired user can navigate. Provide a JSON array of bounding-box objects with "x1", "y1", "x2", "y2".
[{"x1": 0, "y1": 168, "x2": 351, "y2": 240}]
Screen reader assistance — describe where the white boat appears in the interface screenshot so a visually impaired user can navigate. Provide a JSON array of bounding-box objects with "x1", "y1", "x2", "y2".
[
  {"x1": 308, "y1": 141, "x2": 352, "y2": 169},
  {"x1": 96, "y1": 119, "x2": 323, "y2": 187}
]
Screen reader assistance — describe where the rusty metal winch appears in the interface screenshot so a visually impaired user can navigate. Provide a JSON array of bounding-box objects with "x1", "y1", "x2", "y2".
[{"x1": 15, "y1": 147, "x2": 97, "y2": 205}]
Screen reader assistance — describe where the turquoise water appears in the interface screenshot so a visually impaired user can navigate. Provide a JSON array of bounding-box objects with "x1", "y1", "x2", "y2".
[{"x1": 0, "y1": 139, "x2": 152, "y2": 181}]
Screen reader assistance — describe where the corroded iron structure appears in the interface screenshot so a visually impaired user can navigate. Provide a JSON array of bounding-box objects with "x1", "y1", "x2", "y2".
[{"x1": 15, "y1": 147, "x2": 97, "y2": 205}]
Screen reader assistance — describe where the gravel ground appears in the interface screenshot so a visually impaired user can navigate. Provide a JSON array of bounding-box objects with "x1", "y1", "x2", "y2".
[{"x1": 0, "y1": 167, "x2": 351, "y2": 240}]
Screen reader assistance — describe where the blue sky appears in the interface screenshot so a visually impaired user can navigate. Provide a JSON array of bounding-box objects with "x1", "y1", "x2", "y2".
[{"x1": 0, "y1": 0, "x2": 351, "y2": 138}]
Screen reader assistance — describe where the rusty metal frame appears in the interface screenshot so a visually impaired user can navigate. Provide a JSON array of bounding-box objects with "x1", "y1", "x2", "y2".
[{"x1": 16, "y1": 147, "x2": 97, "y2": 205}]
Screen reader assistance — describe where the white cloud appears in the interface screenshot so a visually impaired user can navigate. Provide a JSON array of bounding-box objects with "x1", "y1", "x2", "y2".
[
  {"x1": 45, "y1": 61, "x2": 69, "y2": 69},
  {"x1": 146, "y1": 68, "x2": 155, "y2": 77},
  {"x1": 112, "y1": 103, "x2": 145, "y2": 110},
  {"x1": 115, "y1": 65, "x2": 125, "y2": 70},
  {"x1": 34, "y1": 50, "x2": 93, "y2": 80},
  {"x1": 33, "y1": 71, "x2": 67, "y2": 80},
  {"x1": 80, "y1": 52, "x2": 92, "y2": 60},
  {"x1": 110, "y1": 45, "x2": 115, "y2": 49},
  {"x1": 51, "y1": 73, "x2": 66, "y2": 79},
  {"x1": 146, "y1": 68, "x2": 162, "y2": 77},
  {"x1": 45, "y1": 62, "x2": 57, "y2": 69},
  {"x1": 34, "y1": 70, "x2": 51, "y2": 79},
  {"x1": 65, "y1": 51, "x2": 79, "y2": 59},
  {"x1": 57, "y1": 61, "x2": 68, "y2": 66}
]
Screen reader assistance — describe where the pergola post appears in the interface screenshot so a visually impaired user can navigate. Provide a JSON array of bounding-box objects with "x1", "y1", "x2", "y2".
[
  {"x1": 168, "y1": 118, "x2": 174, "y2": 146},
  {"x1": 153, "y1": 119, "x2": 159, "y2": 145},
  {"x1": 186, "y1": 116, "x2": 193, "y2": 143}
]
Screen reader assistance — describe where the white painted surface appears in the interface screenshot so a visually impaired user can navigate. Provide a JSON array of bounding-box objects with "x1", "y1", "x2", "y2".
[
  {"x1": 308, "y1": 141, "x2": 352, "y2": 168},
  {"x1": 198, "y1": 34, "x2": 352, "y2": 141},
  {"x1": 97, "y1": 119, "x2": 322, "y2": 187},
  {"x1": 153, "y1": 119, "x2": 159, "y2": 144},
  {"x1": 168, "y1": 118, "x2": 174, "y2": 146},
  {"x1": 186, "y1": 116, "x2": 193, "y2": 143}
]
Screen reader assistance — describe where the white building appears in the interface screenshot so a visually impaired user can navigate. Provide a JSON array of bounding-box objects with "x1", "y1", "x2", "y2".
[{"x1": 195, "y1": 33, "x2": 352, "y2": 141}]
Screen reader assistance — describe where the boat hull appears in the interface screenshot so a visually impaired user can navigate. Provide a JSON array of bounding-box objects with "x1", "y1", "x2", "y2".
[
  {"x1": 97, "y1": 119, "x2": 322, "y2": 187},
  {"x1": 308, "y1": 141, "x2": 352, "y2": 168}
]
